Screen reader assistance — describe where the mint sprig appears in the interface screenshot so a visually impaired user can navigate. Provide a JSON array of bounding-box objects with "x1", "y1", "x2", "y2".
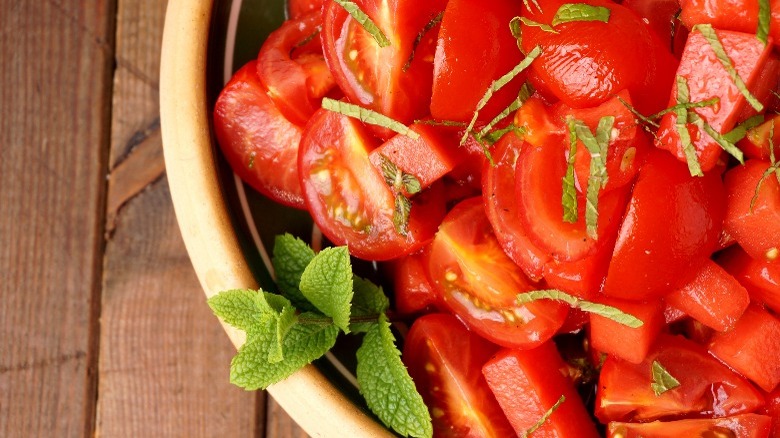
[{"x1": 209, "y1": 237, "x2": 432, "y2": 438}]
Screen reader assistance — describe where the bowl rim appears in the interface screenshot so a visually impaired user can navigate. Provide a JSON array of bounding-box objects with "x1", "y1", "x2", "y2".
[{"x1": 158, "y1": 0, "x2": 393, "y2": 435}]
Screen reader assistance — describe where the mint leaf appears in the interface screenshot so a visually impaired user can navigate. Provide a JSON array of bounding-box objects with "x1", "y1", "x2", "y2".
[
  {"x1": 207, "y1": 289, "x2": 263, "y2": 332},
  {"x1": 299, "y1": 246, "x2": 354, "y2": 332},
  {"x1": 351, "y1": 276, "x2": 389, "y2": 333},
  {"x1": 272, "y1": 234, "x2": 315, "y2": 310},
  {"x1": 357, "y1": 314, "x2": 432, "y2": 438},
  {"x1": 694, "y1": 24, "x2": 764, "y2": 112},
  {"x1": 517, "y1": 289, "x2": 644, "y2": 328},
  {"x1": 562, "y1": 118, "x2": 579, "y2": 223},
  {"x1": 269, "y1": 304, "x2": 298, "y2": 363},
  {"x1": 758, "y1": 0, "x2": 770, "y2": 44},
  {"x1": 523, "y1": 395, "x2": 566, "y2": 437},
  {"x1": 230, "y1": 314, "x2": 339, "y2": 390},
  {"x1": 322, "y1": 98, "x2": 419, "y2": 139},
  {"x1": 333, "y1": 0, "x2": 390, "y2": 48},
  {"x1": 651, "y1": 360, "x2": 681, "y2": 395},
  {"x1": 552, "y1": 3, "x2": 611, "y2": 26},
  {"x1": 674, "y1": 76, "x2": 703, "y2": 177}
]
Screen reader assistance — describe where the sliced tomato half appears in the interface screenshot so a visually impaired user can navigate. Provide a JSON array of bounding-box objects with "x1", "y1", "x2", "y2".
[{"x1": 608, "y1": 414, "x2": 772, "y2": 438}]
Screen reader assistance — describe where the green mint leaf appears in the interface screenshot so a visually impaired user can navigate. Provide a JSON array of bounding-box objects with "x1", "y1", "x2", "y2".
[
  {"x1": 651, "y1": 360, "x2": 681, "y2": 396},
  {"x1": 207, "y1": 289, "x2": 265, "y2": 332},
  {"x1": 299, "y1": 246, "x2": 354, "y2": 333},
  {"x1": 573, "y1": 117, "x2": 613, "y2": 239},
  {"x1": 723, "y1": 114, "x2": 765, "y2": 143},
  {"x1": 462, "y1": 46, "x2": 542, "y2": 145},
  {"x1": 268, "y1": 303, "x2": 299, "y2": 363},
  {"x1": 562, "y1": 119, "x2": 579, "y2": 223},
  {"x1": 230, "y1": 314, "x2": 339, "y2": 390},
  {"x1": 522, "y1": 395, "x2": 566, "y2": 437},
  {"x1": 393, "y1": 194, "x2": 413, "y2": 237},
  {"x1": 272, "y1": 234, "x2": 316, "y2": 310},
  {"x1": 350, "y1": 276, "x2": 389, "y2": 333},
  {"x1": 552, "y1": 3, "x2": 611, "y2": 26},
  {"x1": 404, "y1": 11, "x2": 444, "y2": 71},
  {"x1": 694, "y1": 24, "x2": 764, "y2": 112},
  {"x1": 402, "y1": 173, "x2": 421, "y2": 195},
  {"x1": 674, "y1": 76, "x2": 704, "y2": 177},
  {"x1": 322, "y1": 98, "x2": 420, "y2": 139},
  {"x1": 758, "y1": 0, "x2": 771, "y2": 44},
  {"x1": 477, "y1": 82, "x2": 535, "y2": 140},
  {"x1": 356, "y1": 314, "x2": 432, "y2": 438},
  {"x1": 517, "y1": 289, "x2": 644, "y2": 328},
  {"x1": 688, "y1": 113, "x2": 745, "y2": 164},
  {"x1": 332, "y1": 0, "x2": 390, "y2": 48}
]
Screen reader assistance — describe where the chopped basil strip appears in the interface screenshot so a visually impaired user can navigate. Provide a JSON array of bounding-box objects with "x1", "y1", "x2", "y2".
[
  {"x1": 551, "y1": 3, "x2": 611, "y2": 26},
  {"x1": 758, "y1": 0, "x2": 771, "y2": 44},
  {"x1": 649, "y1": 97, "x2": 720, "y2": 120},
  {"x1": 651, "y1": 360, "x2": 681, "y2": 396},
  {"x1": 674, "y1": 76, "x2": 703, "y2": 177},
  {"x1": 573, "y1": 117, "x2": 613, "y2": 239},
  {"x1": 723, "y1": 114, "x2": 765, "y2": 143},
  {"x1": 688, "y1": 113, "x2": 745, "y2": 164},
  {"x1": 517, "y1": 290, "x2": 644, "y2": 328},
  {"x1": 523, "y1": 395, "x2": 566, "y2": 437},
  {"x1": 695, "y1": 24, "x2": 764, "y2": 112},
  {"x1": 322, "y1": 98, "x2": 420, "y2": 139},
  {"x1": 333, "y1": 0, "x2": 391, "y2": 48},
  {"x1": 562, "y1": 119, "x2": 579, "y2": 223},
  {"x1": 477, "y1": 82, "x2": 535, "y2": 140},
  {"x1": 461, "y1": 46, "x2": 542, "y2": 145},
  {"x1": 404, "y1": 11, "x2": 444, "y2": 71}
]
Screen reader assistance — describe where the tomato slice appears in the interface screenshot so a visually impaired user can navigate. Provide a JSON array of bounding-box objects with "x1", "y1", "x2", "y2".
[
  {"x1": 724, "y1": 160, "x2": 780, "y2": 265},
  {"x1": 403, "y1": 313, "x2": 515, "y2": 437},
  {"x1": 429, "y1": 0, "x2": 524, "y2": 122},
  {"x1": 427, "y1": 197, "x2": 568, "y2": 349},
  {"x1": 607, "y1": 414, "x2": 772, "y2": 438},
  {"x1": 514, "y1": 131, "x2": 628, "y2": 262},
  {"x1": 388, "y1": 249, "x2": 439, "y2": 317},
  {"x1": 482, "y1": 343, "x2": 600, "y2": 437},
  {"x1": 681, "y1": 0, "x2": 780, "y2": 45},
  {"x1": 602, "y1": 150, "x2": 726, "y2": 300},
  {"x1": 257, "y1": 12, "x2": 336, "y2": 126},
  {"x1": 709, "y1": 305, "x2": 780, "y2": 392},
  {"x1": 718, "y1": 245, "x2": 780, "y2": 313},
  {"x1": 286, "y1": 0, "x2": 326, "y2": 20},
  {"x1": 298, "y1": 108, "x2": 445, "y2": 260},
  {"x1": 214, "y1": 61, "x2": 305, "y2": 209},
  {"x1": 596, "y1": 334, "x2": 765, "y2": 423},
  {"x1": 520, "y1": 0, "x2": 677, "y2": 114},
  {"x1": 321, "y1": 0, "x2": 446, "y2": 130}
]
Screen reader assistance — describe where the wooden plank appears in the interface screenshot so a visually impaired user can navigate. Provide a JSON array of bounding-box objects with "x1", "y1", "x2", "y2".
[
  {"x1": 266, "y1": 397, "x2": 311, "y2": 438},
  {"x1": 0, "y1": 1, "x2": 115, "y2": 437}
]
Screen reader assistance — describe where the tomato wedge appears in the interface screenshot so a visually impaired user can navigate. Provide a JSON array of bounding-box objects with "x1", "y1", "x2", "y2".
[
  {"x1": 608, "y1": 414, "x2": 772, "y2": 438},
  {"x1": 298, "y1": 108, "x2": 445, "y2": 260},
  {"x1": 427, "y1": 198, "x2": 568, "y2": 349},
  {"x1": 403, "y1": 313, "x2": 514, "y2": 437}
]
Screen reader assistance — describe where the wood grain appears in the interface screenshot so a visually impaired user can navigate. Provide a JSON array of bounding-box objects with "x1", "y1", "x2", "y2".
[{"x1": 0, "y1": 1, "x2": 114, "y2": 437}]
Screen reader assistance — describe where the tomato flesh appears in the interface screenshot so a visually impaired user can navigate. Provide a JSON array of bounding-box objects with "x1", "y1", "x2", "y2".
[
  {"x1": 590, "y1": 297, "x2": 664, "y2": 364},
  {"x1": 608, "y1": 414, "x2": 772, "y2": 438},
  {"x1": 389, "y1": 250, "x2": 439, "y2": 317},
  {"x1": 681, "y1": 0, "x2": 780, "y2": 45},
  {"x1": 718, "y1": 245, "x2": 780, "y2": 313}
]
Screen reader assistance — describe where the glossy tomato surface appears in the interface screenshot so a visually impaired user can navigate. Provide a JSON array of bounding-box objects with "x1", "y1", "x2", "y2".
[
  {"x1": 427, "y1": 198, "x2": 568, "y2": 349},
  {"x1": 607, "y1": 414, "x2": 772, "y2": 438},
  {"x1": 298, "y1": 108, "x2": 445, "y2": 260},
  {"x1": 403, "y1": 314, "x2": 514, "y2": 437}
]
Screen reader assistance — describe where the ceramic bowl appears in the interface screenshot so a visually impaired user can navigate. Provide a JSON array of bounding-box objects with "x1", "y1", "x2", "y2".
[{"x1": 159, "y1": 0, "x2": 393, "y2": 435}]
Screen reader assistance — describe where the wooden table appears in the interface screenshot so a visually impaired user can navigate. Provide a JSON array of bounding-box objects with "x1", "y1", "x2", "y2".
[{"x1": 0, "y1": 1, "x2": 307, "y2": 436}]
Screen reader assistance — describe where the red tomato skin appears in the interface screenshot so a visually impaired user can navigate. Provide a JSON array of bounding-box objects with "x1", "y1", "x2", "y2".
[
  {"x1": 623, "y1": 0, "x2": 689, "y2": 57},
  {"x1": 427, "y1": 198, "x2": 568, "y2": 349},
  {"x1": 666, "y1": 259, "x2": 750, "y2": 332},
  {"x1": 596, "y1": 334, "x2": 765, "y2": 423},
  {"x1": 542, "y1": 234, "x2": 615, "y2": 301},
  {"x1": 482, "y1": 344, "x2": 600, "y2": 438},
  {"x1": 655, "y1": 29, "x2": 774, "y2": 172},
  {"x1": 214, "y1": 61, "x2": 305, "y2": 209},
  {"x1": 521, "y1": 0, "x2": 678, "y2": 114},
  {"x1": 603, "y1": 150, "x2": 726, "y2": 300},
  {"x1": 759, "y1": 388, "x2": 780, "y2": 438},
  {"x1": 403, "y1": 314, "x2": 515, "y2": 438},
  {"x1": 389, "y1": 250, "x2": 439, "y2": 317},
  {"x1": 724, "y1": 160, "x2": 780, "y2": 265},
  {"x1": 257, "y1": 12, "x2": 335, "y2": 126},
  {"x1": 709, "y1": 305, "x2": 780, "y2": 392},
  {"x1": 368, "y1": 123, "x2": 459, "y2": 192},
  {"x1": 607, "y1": 414, "x2": 772, "y2": 438},
  {"x1": 681, "y1": 0, "x2": 780, "y2": 45},
  {"x1": 590, "y1": 297, "x2": 664, "y2": 364},
  {"x1": 298, "y1": 108, "x2": 445, "y2": 260},
  {"x1": 740, "y1": 113, "x2": 780, "y2": 161},
  {"x1": 321, "y1": 0, "x2": 446, "y2": 128},
  {"x1": 287, "y1": 0, "x2": 326, "y2": 20},
  {"x1": 718, "y1": 245, "x2": 780, "y2": 313},
  {"x1": 429, "y1": 0, "x2": 523, "y2": 122},
  {"x1": 482, "y1": 134, "x2": 551, "y2": 281}
]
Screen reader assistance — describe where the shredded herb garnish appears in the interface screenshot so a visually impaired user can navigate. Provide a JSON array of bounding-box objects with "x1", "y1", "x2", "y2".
[
  {"x1": 751, "y1": 120, "x2": 780, "y2": 212},
  {"x1": 649, "y1": 97, "x2": 720, "y2": 120},
  {"x1": 461, "y1": 46, "x2": 542, "y2": 145},
  {"x1": 378, "y1": 155, "x2": 421, "y2": 236},
  {"x1": 551, "y1": 3, "x2": 611, "y2": 26},
  {"x1": 651, "y1": 361, "x2": 681, "y2": 396},
  {"x1": 758, "y1": 0, "x2": 771, "y2": 44},
  {"x1": 517, "y1": 290, "x2": 644, "y2": 328},
  {"x1": 522, "y1": 395, "x2": 566, "y2": 437},
  {"x1": 403, "y1": 11, "x2": 444, "y2": 71},
  {"x1": 562, "y1": 119, "x2": 579, "y2": 223},
  {"x1": 688, "y1": 112, "x2": 745, "y2": 163},
  {"x1": 723, "y1": 114, "x2": 765, "y2": 143},
  {"x1": 513, "y1": 16, "x2": 558, "y2": 34},
  {"x1": 322, "y1": 98, "x2": 419, "y2": 139},
  {"x1": 414, "y1": 119, "x2": 467, "y2": 128},
  {"x1": 476, "y1": 82, "x2": 535, "y2": 140},
  {"x1": 333, "y1": 0, "x2": 391, "y2": 48},
  {"x1": 568, "y1": 117, "x2": 613, "y2": 239},
  {"x1": 674, "y1": 76, "x2": 704, "y2": 177},
  {"x1": 480, "y1": 124, "x2": 526, "y2": 145},
  {"x1": 694, "y1": 24, "x2": 764, "y2": 112}
]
